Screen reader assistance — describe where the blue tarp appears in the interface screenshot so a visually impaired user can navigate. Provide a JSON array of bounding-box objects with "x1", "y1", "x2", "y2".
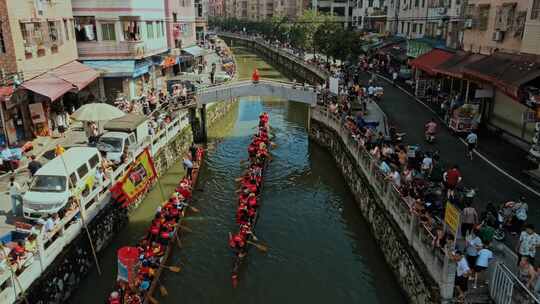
[{"x1": 83, "y1": 59, "x2": 153, "y2": 78}]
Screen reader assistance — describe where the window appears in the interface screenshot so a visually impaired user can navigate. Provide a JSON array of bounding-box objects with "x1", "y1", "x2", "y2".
[
  {"x1": 406, "y1": 22, "x2": 410, "y2": 34},
  {"x1": 33, "y1": 22, "x2": 44, "y2": 45},
  {"x1": 421, "y1": 0, "x2": 425, "y2": 7},
  {"x1": 478, "y1": 5, "x2": 490, "y2": 30},
  {"x1": 368, "y1": 0, "x2": 374, "y2": 7},
  {"x1": 419, "y1": 23, "x2": 424, "y2": 34},
  {"x1": 173, "y1": 13, "x2": 178, "y2": 23},
  {"x1": 69, "y1": 173, "x2": 78, "y2": 188},
  {"x1": 74, "y1": 16, "x2": 97, "y2": 41},
  {"x1": 401, "y1": 22, "x2": 405, "y2": 33},
  {"x1": 89, "y1": 154, "x2": 99, "y2": 169},
  {"x1": 412, "y1": 23, "x2": 417, "y2": 33},
  {"x1": 101, "y1": 23, "x2": 116, "y2": 41},
  {"x1": 48, "y1": 21, "x2": 58, "y2": 42},
  {"x1": 0, "y1": 23, "x2": 5, "y2": 53},
  {"x1": 20, "y1": 23, "x2": 31, "y2": 44},
  {"x1": 533, "y1": 0, "x2": 540, "y2": 19},
  {"x1": 63, "y1": 19, "x2": 69, "y2": 40},
  {"x1": 77, "y1": 164, "x2": 89, "y2": 179},
  {"x1": 146, "y1": 21, "x2": 154, "y2": 39},
  {"x1": 414, "y1": 0, "x2": 419, "y2": 7},
  {"x1": 161, "y1": 22, "x2": 165, "y2": 37}
]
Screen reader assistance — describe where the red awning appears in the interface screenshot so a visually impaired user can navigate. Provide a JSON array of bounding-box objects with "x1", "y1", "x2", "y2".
[
  {"x1": 409, "y1": 49, "x2": 454, "y2": 76},
  {"x1": 432, "y1": 52, "x2": 486, "y2": 79},
  {"x1": 51, "y1": 61, "x2": 100, "y2": 91},
  {"x1": 20, "y1": 61, "x2": 99, "y2": 101},
  {"x1": 21, "y1": 74, "x2": 74, "y2": 101}
]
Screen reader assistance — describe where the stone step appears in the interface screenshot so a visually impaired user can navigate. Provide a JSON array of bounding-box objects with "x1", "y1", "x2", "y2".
[{"x1": 464, "y1": 285, "x2": 492, "y2": 304}]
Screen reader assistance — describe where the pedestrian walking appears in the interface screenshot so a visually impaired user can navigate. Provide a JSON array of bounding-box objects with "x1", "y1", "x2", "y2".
[
  {"x1": 183, "y1": 155, "x2": 194, "y2": 180},
  {"x1": 8, "y1": 176, "x2": 22, "y2": 216},
  {"x1": 453, "y1": 250, "x2": 471, "y2": 302},
  {"x1": 517, "y1": 224, "x2": 540, "y2": 266},
  {"x1": 27, "y1": 155, "x2": 41, "y2": 177},
  {"x1": 461, "y1": 202, "x2": 479, "y2": 238},
  {"x1": 473, "y1": 243, "x2": 493, "y2": 288},
  {"x1": 56, "y1": 111, "x2": 67, "y2": 138},
  {"x1": 465, "y1": 131, "x2": 478, "y2": 160},
  {"x1": 443, "y1": 165, "x2": 462, "y2": 199},
  {"x1": 518, "y1": 256, "x2": 536, "y2": 288}
]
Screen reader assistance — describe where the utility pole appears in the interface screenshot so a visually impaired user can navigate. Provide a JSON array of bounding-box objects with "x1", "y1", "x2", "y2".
[{"x1": 394, "y1": 0, "x2": 400, "y2": 35}]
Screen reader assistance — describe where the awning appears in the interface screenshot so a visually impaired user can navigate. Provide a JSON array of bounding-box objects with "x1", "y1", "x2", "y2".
[
  {"x1": 51, "y1": 61, "x2": 99, "y2": 91},
  {"x1": 182, "y1": 46, "x2": 206, "y2": 58},
  {"x1": 462, "y1": 52, "x2": 540, "y2": 100},
  {"x1": 409, "y1": 49, "x2": 454, "y2": 76},
  {"x1": 432, "y1": 51, "x2": 486, "y2": 79},
  {"x1": 21, "y1": 74, "x2": 74, "y2": 101},
  {"x1": 84, "y1": 60, "x2": 135, "y2": 78}
]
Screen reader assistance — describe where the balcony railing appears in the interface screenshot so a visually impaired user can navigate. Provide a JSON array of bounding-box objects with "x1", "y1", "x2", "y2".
[{"x1": 77, "y1": 40, "x2": 147, "y2": 60}]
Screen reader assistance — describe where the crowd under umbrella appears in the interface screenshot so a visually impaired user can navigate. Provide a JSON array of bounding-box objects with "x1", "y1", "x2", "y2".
[{"x1": 71, "y1": 102, "x2": 126, "y2": 140}]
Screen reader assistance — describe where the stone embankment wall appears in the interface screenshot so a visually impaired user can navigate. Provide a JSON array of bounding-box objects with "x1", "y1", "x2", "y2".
[
  {"x1": 310, "y1": 120, "x2": 440, "y2": 304},
  {"x1": 22, "y1": 101, "x2": 236, "y2": 303},
  {"x1": 222, "y1": 34, "x2": 446, "y2": 304}
]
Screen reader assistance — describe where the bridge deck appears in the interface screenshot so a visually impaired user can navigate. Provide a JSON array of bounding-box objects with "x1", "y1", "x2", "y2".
[{"x1": 196, "y1": 79, "x2": 318, "y2": 106}]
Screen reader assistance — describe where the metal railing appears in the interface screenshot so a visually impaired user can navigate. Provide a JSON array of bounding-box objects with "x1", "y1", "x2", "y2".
[
  {"x1": 311, "y1": 106, "x2": 452, "y2": 292},
  {"x1": 490, "y1": 262, "x2": 540, "y2": 304}
]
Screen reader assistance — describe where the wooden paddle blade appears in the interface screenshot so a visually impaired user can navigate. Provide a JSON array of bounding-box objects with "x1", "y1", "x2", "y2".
[
  {"x1": 148, "y1": 296, "x2": 159, "y2": 304},
  {"x1": 159, "y1": 285, "x2": 168, "y2": 297},
  {"x1": 190, "y1": 206, "x2": 200, "y2": 213},
  {"x1": 247, "y1": 240, "x2": 268, "y2": 252},
  {"x1": 168, "y1": 265, "x2": 182, "y2": 272},
  {"x1": 180, "y1": 225, "x2": 193, "y2": 233},
  {"x1": 235, "y1": 177, "x2": 243, "y2": 182}
]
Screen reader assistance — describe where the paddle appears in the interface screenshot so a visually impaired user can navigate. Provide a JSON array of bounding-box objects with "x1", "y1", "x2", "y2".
[
  {"x1": 246, "y1": 240, "x2": 268, "y2": 252},
  {"x1": 162, "y1": 265, "x2": 182, "y2": 273},
  {"x1": 175, "y1": 233, "x2": 182, "y2": 248},
  {"x1": 179, "y1": 224, "x2": 193, "y2": 233},
  {"x1": 159, "y1": 284, "x2": 168, "y2": 297},
  {"x1": 235, "y1": 177, "x2": 244, "y2": 182},
  {"x1": 148, "y1": 296, "x2": 159, "y2": 304},
  {"x1": 189, "y1": 206, "x2": 200, "y2": 213}
]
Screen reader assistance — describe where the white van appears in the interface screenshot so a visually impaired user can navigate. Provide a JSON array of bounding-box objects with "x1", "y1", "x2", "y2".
[{"x1": 22, "y1": 147, "x2": 102, "y2": 219}]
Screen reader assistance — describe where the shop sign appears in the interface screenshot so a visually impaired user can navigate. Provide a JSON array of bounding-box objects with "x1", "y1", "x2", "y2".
[
  {"x1": 444, "y1": 202, "x2": 461, "y2": 235},
  {"x1": 28, "y1": 102, "x2": 46, "y2": 124},
  {"x1": 406, "y1": 40, "x2": 432, "y2": 59},
  {"x1": 474, "y1": 88, "x2": 494, "y2": 99}
]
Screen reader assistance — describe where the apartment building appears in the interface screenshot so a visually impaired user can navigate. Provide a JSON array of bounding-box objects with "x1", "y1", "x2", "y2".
[
  {"x1": 209, "y1": 0, "x2": 225, "y2": 17},
  {"x1": 459, "y1": 0, "x2": 540, "y2": 142},
  {"x1": 352, "y1": 0, "x2": 388, "y2": 33},
  {"x1": 0, "y1": 0, "x2": 99, "y2": 145},
  {"x1": 166, "y1": 0, "x2": 197, "y2": 51},
  {"x1": 311, "y1": 0, "x2": 353, "y2": 27},
  {"x1": 71, "y1": 0, "x2": 169, "y2": 101},
  {"x1": 195, "y1": 0, "x2": 208, "y2": 41}
]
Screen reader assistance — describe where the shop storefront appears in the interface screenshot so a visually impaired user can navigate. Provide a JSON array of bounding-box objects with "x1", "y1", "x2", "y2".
[
  {"x1": 15, "y1": 61, "x2": 99, "y2": 140},
  {"x1": 409, "y1": 48, "x2": 454, "y2": 98},
  {"x1": 462, "y1": 52, "x2": 540, "y2": 143}
]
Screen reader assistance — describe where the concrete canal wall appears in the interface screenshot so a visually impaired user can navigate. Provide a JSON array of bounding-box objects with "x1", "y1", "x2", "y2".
[
  {"x1": 22, "y1": 102, "x2": 236, "y2": 303},
  {"x1": 222, "y1": 33, "x2": 454, "y2": 304}
]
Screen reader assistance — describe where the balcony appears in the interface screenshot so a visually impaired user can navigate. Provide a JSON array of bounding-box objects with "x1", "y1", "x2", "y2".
[{"x1": 77, "y1": 40, "x2": 150, "y2": 60}]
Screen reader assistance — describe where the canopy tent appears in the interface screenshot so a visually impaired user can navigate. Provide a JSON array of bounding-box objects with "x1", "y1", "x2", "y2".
[{"x1": 182, "y1": 46, "x2": 206, "y2": 58}]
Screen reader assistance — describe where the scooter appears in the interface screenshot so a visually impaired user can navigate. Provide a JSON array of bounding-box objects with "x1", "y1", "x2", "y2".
[{"x1": 425, "y1": 132, "x2": 436, "y2": 143}]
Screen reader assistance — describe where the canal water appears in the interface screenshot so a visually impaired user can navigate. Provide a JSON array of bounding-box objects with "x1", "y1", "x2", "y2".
[{"x1": 72, "y1": 47, "x2": 405, "y2": 304}]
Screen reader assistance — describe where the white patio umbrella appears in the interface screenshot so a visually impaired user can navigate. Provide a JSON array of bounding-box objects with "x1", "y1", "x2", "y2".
[{"x1": 71, "y1": 103, "x2": 125, "y2": 122}]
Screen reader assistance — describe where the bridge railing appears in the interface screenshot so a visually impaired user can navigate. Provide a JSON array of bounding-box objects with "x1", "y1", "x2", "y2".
[
  {"x1": 311, "y1": 106, "x2": 454, "y2": 299},
  {"x1": 489, "y1": 261, "x2": 540, "y2": 304},
  {"x1": 217, "y1": 32, "x2": 330, "y2": 81}
]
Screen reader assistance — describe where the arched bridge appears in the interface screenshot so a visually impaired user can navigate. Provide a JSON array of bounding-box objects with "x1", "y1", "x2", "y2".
[{"x1": 196, "y1": 79, "x2": 318, "y2": 106}]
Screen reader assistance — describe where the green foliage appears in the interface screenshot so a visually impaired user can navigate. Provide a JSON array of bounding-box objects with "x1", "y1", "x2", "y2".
[{"x1": 210, "y1": 12, "x2": 365, "y2": 61}]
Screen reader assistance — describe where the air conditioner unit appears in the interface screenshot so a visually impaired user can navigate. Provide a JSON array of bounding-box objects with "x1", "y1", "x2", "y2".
[
  {"x1": 437, "y1": 7, "x2": 447, "y2": 15},
  {"x1": 492, "y1": 30, "x2": 504, "y2": 41},
  {"x1": 464, "y1": 19, "x2": 473, "y2": 29}
]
